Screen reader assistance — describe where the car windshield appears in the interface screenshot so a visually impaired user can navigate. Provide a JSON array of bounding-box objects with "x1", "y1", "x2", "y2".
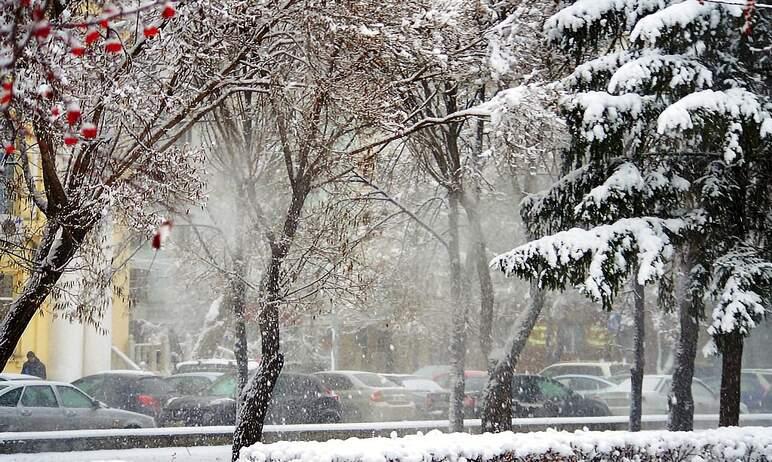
[
  {"x1": 401, "y1": 379, "x2": 443, "y2": 391},
  {"x1": 207, "y1": 375, "x2": 236, "y2": 397},
  {"x1": 354, "y1": 373, "x2": 397, "y2": 388}
]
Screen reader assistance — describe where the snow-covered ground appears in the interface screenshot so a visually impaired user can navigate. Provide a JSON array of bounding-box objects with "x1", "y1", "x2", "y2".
[{"x1": 0, "y1": 446, "x2": 231, "y2": 462}]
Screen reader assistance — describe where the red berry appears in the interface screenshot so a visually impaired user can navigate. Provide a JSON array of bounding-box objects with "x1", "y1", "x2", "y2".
[
  {"x1": 80, "y1": 123, "x2": 97, "y2": 139},
  {"x1": 51, "y1": 105, "x2": 62, "y2": 117},
  {"x1": 0, "y1": 93, "x2": 11, "y2": 105},
  {"x1": 71, "y1": 44, "x2": 86, "y2": 56},
  {"x1": 66, "y1": 104, "x2": 81, "y2": 126},
  {"x1": 4, "y1": 144, "x2": 14, "y2": 155},
  {"x1": 99, "y1": 19, "x2": 110, "y2": 29},
  {"x1": 33, "y1": 22, "x2": 51, "y2": 39},
  {"x1": 105, "y1": 40, "x2": 122, "y2": 53},
  {"x1": 85, "y1": 29, "x2": 100, "y2": 45},
  {"x1": 162, "y1": 3, "x2": 175, "y2": 19},
  {"x1": 32, "y1": 7, "x2": 44, "y2": 20},
  {"x1": 21, "y1": 0, "x2": 30, "y2": 6},
  {"x1": 63, "y1": 134, "x2": 78, "y2": 146},
  {"x1": 143, "y1": 25, "x2": 159, "y2": 38},
  {"x1": 2, "y1": 82, "x2": 11, "y2": 91},
  {"x1": 37, "y1": 84, "x2": 53, "y2": 98}
]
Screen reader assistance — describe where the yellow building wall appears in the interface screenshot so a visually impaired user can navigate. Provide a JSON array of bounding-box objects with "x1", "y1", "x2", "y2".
[{"x1": 0, "y1": 149, "x2": 132, "y2": 374}]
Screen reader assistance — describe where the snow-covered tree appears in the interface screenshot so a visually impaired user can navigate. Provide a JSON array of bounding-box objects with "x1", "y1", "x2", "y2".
[{"x1": 492, "y1": 0, "x2": 771, "y2": 431}]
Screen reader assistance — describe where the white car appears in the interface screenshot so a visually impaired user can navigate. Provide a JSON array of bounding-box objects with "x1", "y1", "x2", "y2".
[
  {"x1": 592, "y1": 375, "x2": 746, "y2": 416},
  {"x1": 540, "y1": 362, "x2": 629, "y2": 379},
  {"x1": 554, "y1": 374, "x2": 618, "y2": 398},
  {"x1": 0, "y1": 380, "x2": 155, "y2": 432}
]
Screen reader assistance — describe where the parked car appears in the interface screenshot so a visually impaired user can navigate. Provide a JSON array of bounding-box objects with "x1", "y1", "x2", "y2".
[
  {"x1": 509, "y1": 374, "x2": 610, "y2": 418},
  {"x1": 592, "y1": 375, "x2": 733, "y2": 416},
  {"x1": 412, "y1": 365, "x2": 451, "y2": 381},
  {"x1": 314, "y1": 371, "x2": 416, "y2": 422},
  {"x1": 164, "y1": 372, "x2": 222, "y2": 397},
  {"x1": 554, "y1": 374, "x2": 618, "y2": 398},
  {"x1": 540, "y1": 362, "x2": 629, "y2": 379},
  {"x1": 0, "y1": 380, "x2": 155, "y2": 431},
  {"x1": 381, "y1": 374, "x2": 449, "y2": 419},
  {"x1": 739, "y1": 369, "x2": 772, "y2": 413},
  {"x1": 160, "y1": 372, "x2": 341, "y2": 426},
  {"x1": 173, "y1": 359, "x2": 259, "y2": 374},
  {"x1": 704, "y1": 369, "x2": 772, "y2": 413},
  {"x1": 433, "y1": 370, "x2": 488, "y2": 417},
  {"x1": 0, "y1": 373, "x2": 40, "y2": 381},
  {"x1": 72, "y1": 370, "x2": 170, "y2": 418}
]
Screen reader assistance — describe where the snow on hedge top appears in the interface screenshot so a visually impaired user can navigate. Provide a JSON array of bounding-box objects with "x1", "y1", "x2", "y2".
[
  {"x1": 630, "y1": 0, "x2": 743, "y2": 46},
  {"x1": 491, "y1": 217, "x2": 686, "y2": 305},
  {"x1": 544, "y1": 0, "x2": 665, "y2": 43},
  {"x1": 239, "y1": 427, "x2": 772, "y2": 462}
]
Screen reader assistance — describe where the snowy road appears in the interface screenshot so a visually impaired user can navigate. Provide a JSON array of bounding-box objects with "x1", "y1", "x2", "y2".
[{"x1": 0, "y1": 446, "x2": 231, "y2": 461}]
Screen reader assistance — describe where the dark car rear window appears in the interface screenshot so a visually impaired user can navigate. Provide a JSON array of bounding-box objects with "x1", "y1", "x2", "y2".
[{"x1": 136, "y1": 377, "x2": 169, "y2": 395}]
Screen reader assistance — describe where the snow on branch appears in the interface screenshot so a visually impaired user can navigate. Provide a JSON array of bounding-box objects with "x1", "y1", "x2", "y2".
[
  {"x1": 608, "y1": 52, "x2": 713, "y2": 95},
  {"x1": 708, "y1": 245, "x2": 772, "y2": 341},
  {"x1": 544, "y1": 0, "x2": 665, "y2": 53},
  {"x1": 574, "y1": 162, "x2": 690, "y2": 222},
  {"x1": 491, "y1": 216, "x2": 695, "y2": 309},
  {"x1": 561, "y1": 92, "x2": 654, "y2": 159},
  {"x1": 521, "y1": 161, "x2": 619, "y2": 237},
  {"x1": 564, "y1": 51, "x2": 636, "y2": 91},
  {"x1": 657, "y1": 88, "x2": 772, "y2": 162},
  {"x1": 630, "y1": 0, "x2": 743, "y2": 46}
]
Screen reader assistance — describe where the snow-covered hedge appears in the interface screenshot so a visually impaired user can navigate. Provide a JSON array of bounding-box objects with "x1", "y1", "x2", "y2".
[{"x1": 240, "y1": 427, "x2": 772, "y2": 462}]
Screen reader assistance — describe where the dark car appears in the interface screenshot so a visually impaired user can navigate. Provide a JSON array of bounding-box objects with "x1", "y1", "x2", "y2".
[
  {"x1": 164, "y1": 372, "x2": 222, "y2": 397},
  {"x1": 509, "y1": 374, "x2": 610, "y2": 418},
  {"x1": 72, "y1": 371, "x2": 170, "y2": 418},
  {"x1": 160, "y1": 372, "x2": 342, "y2": 426},
  {"x1": 434, "y1": 370, "x2": 488, "y2": 417}
]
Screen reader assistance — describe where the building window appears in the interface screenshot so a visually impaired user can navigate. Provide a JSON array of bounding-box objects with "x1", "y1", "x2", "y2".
[
  {"x1": 0, "y1": 274, "x2": 13, "y2": 318},
  {"x1": 130, "y1": 268, "x2": 150, "y2": 306}
]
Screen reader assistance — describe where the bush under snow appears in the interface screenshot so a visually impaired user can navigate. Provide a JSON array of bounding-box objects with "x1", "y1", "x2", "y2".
[{"x1": 239, "y1": 427, "x2": 772, "y2": 462}]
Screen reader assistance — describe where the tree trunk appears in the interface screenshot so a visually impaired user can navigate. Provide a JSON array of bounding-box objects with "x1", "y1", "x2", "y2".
[
  {"x1": 232, "y1": 251, "x2": 249, "y2": 401},
  {"x1": 461, "y1": 193, "x2": 494, "y2": 370},
  {"x1": 629, "y1": 279, "x2": 645, "y2": 432},
  {"x1": 232, "y1": 353, "x2": 283, "y2": 462},
  {"x1": 480, "y1": 281, "x2": 544, "y2": 433},
  {"x1": 668, "y1": 250, "x2": 700, "y2": 431},
  {"x1": 231, "y1": 181, "x2": 308, "y2": 458},
  {"x1": 719, "y1": 332, "x2": 743, "y2": 427},
  {"x1": 447, "y1": 189, "x2": 467, "y2": 433},
  {"x1": 0, "y1": 222, "x2": 88, "y2": 369}
]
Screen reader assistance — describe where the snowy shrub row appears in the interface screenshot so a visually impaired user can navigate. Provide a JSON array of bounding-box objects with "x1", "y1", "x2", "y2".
[{"x1": 240, "y1": 427, "x2": 772, "y2": 462}]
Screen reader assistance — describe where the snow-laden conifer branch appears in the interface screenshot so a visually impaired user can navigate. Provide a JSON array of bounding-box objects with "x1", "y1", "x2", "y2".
[
  {"x1": 657, "y1": 88, "x2": 772, "y2": 163},
  {"x1": 608, "y1": 53, "x2": 713, "y2": 95},
  {"x1": 630, "y1": 0, "x2": 744, "y2": 47},
  {"x1": 520, "y1": 161, "x2": 621, "y2": 237},
  {"x1": 708, "y1": 245, "x2": 772, "y2": 340},
  {"x1": 544, "y1": 0, "x2": 666, "y2": 55},
  {"x1": 574, "y1": 162, "x2": 690, "y2": 222},
  {"x1": 491, "y1": 215, "x2": 701, "y2": 309}
]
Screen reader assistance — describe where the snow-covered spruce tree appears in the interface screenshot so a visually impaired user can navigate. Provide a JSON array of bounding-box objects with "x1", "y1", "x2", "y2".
[{"x1": 493, "y1": 0, "x2": 772, "y2": 431}]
